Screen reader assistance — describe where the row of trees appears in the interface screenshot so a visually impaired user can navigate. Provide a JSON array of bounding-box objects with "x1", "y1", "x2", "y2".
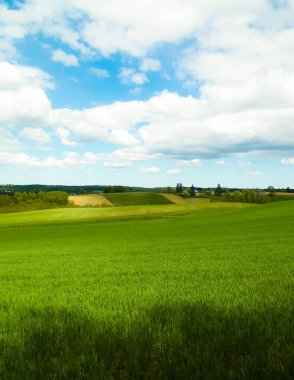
[
  {"x1": 221, "y1": 189, "x2": 263, "y2": 204},
  {"x1": 176, "y1": 183, "x2": 196, "y2": 197},
  {"x1": 175, "y1": 183, "x2": 267, "y2": 204},
  {"x1": 0, "y1": 191, "x2": 69, "y2": 212}
]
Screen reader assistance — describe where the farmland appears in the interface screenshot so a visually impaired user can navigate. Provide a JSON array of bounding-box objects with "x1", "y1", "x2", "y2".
[
  {"x1": 0, "y1": 201, "x2": 293, "y2": 379},
  {"x1": 69, "y1": 194, "x2": 113, "y2": 207},
  {"x1": 103, "y1": 192, "x2": 173, "y2": 206}
]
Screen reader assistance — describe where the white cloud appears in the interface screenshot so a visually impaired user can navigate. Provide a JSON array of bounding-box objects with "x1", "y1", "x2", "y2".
[
  {"x1": 0, "y1": 151, "x2": 95, "y2": 168},
  {"x1": 281, "y1": 158, "x2": 294, "y2": 164},
  {"x1": 90, "y1": 67, "x2": 110, "y2": 78},
  {"x1": 47, "y1": 90, "x2": 294, "y2": 159},
  {"x1": 107, "y1": 130, "x2": 139, "y2": 146},
  {"x1": 20, "y1": 127, "x2": 51, "y2": 143},
  {"x1": 177, "y1": 159, "x2": 201, "y2": 167},
  {"x1": 56, "y1": 128, "x2": 78, "y2": 146},
  {"x1": 119, "y1": 68, "x2": 148, "y2": 85},
  {"x1": 140, "y1": 58, "x2": 161, "y2": 72},
  {"x1": 140, "y1": 166, "x2": 160, "y2": 173},
  {"x1": 1, "y1": 1, "x2": 294, "y2": 170},
  {"x1": 52, "y1": 49, "x2": 79, "y2": 67},
  {"x1": 0, "y1": 61, "x2": 52, "y2": 128}
]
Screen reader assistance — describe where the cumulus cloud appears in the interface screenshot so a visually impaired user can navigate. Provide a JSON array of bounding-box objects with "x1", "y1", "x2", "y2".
[
  {"x1": 46, "y1": 89, "x2": 294, "y2": 159},
  {"x1": 1, "y1": 0, "x2": 294, "y2": 170},
  {"x1": 119, "y1": 68, "x2": 148, "y2": 85},
  {"x1": 0, "y1": 152, "x2": 94, "y2": 168},
  {"x1": 108, "y1": 130, "x2": 139, "y2": 146},
  {"x1": 140, "y1": 58, "x2": 161, "y2": 72},
  {"x1": 20, "y1": 127, "x2": 51, "y2": 143},
  {"x1": 90, "y1": 67, "x2": 110, "y2": 78},
  {"x1": 0, "y1": 146, "x2": 158, "y2": 169},
  {"x1": 52, "y1": 49, "x2": 79, "y2": 67},
  {"x1": 0, "y1": 61, "x2": 52, "y2": 128}
]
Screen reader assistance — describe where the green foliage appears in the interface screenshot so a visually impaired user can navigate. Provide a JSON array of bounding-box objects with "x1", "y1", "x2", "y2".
[
  {"x1": 103, "y1": 185, "x2": 128, "y2": 193},
  {"x1": 0, "y1": 191, "x2": 69, "y2": 213},
  {"x1": 215, "y1": 189, "x2": 264, "y2": 204},
  {"x1": 176, "y1": 183, "x2": 183, "y2": 194},
  {"x1": 0, "y1": 202, "x2": 293, "y2": 379},
  {"x1": 215, "y1": 183, "x2": 222, "y2": 196}
]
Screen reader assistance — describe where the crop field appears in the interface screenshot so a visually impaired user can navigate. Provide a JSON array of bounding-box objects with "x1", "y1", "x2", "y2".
[
  {"x1": 161, "y1": 193, "x2": 187, "y2": 204},
  {"x1": 0, "y1": 200, "x2": 252, "y2": 227},
  {"x1": 69, "y1": 194, "x2": 113, "y2": 207},
  {"x1": 103, "y1": 192, "x2": 173, "y2": 206},
  {"x1": 0, "y1": 201, "x2": 293, "y2": 379}
]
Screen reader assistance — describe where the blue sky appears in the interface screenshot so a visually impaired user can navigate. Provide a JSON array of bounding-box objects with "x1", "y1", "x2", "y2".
[{"x1": 0, "y1": 0, "x2": 294, "y2": 188}]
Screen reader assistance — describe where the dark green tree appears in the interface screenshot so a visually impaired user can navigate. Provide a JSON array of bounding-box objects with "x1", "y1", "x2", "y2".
[{"x1": 215, "y1": 184, "x2": 222, "y2": 196}]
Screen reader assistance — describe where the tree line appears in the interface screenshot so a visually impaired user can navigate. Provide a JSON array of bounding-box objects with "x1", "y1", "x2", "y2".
[{"x1": 0, "y1": 191, "x2": 69, "y2": 212}]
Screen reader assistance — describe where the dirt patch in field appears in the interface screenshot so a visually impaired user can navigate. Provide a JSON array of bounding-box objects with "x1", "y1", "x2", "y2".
[{"x1": 69, "y1": 194, "x2": 113, "y2": 207}]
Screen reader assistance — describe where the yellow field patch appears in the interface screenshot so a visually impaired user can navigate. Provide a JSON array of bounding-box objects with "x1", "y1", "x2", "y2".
[
  {"x1": 161, "y1": 193, "x2": 186, "y2": 204},
  {"x1": 274, "y1": 192, "x2": 294, "y2": 196},
  {"x1": 69, "y1": 194, "x2": 113, "y2": 207},
  {"x1": 162, "y1": 194, "x2": 211, "y2": 205}
]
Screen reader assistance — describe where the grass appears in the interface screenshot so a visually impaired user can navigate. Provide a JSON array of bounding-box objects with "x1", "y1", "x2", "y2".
[
  {"x1": 0, "y1": 201, "x2": 293, "y2": 379},
  {"x1": 103, "y1": 192, "x2": 173, "y2": 206},
  {"x1": 0, "y1": 200, "x2": 253, "y2": 227}
]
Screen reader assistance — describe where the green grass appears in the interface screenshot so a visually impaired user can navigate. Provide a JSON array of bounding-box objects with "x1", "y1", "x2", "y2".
[
  {"x1": 103, "y1": 192, "x2": 173, "y2": 206},
  {"x1": 0, "y1": 199, "x2": 253, "y2": 227},
  {"x1": 0, "y1": 201, "x2": 293, "y2": 379}
]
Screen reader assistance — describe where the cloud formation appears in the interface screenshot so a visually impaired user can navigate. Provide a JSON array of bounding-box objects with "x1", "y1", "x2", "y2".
[
  {"x1": 52, "y1": 49, "x2": 79, "y2": 67},
  {"x1": 0, "y1": 0, "x2": 293, "y2": 178}
]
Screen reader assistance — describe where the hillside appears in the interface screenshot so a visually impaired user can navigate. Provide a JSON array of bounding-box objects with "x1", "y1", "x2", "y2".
[{"x1": 103, "y1": 192, "x2": 173, "y2": 206}]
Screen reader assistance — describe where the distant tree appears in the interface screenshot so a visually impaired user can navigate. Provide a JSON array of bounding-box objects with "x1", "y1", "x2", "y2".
[
  {"x1": 267, "y1": 186, "x2": 275, "y2": 197},
  {"x1": 176, "y1": 183, "x2": 183, "y2": 194},
  {"x1": 190, "y1": 184, "x2": 196, "y2": 197},
  {"x1": 215, "y1": 184, "x2": 222, "y2": 196}
]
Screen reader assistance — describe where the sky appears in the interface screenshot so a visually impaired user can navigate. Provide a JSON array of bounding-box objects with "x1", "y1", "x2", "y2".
[{"x1": 0, "y1": 0, "x2": 294, "y2": 188}]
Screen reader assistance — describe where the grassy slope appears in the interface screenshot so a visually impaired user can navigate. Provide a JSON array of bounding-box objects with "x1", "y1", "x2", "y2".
[
  {"x1": 103, "y1": 192, "x2": 173, "y2": 206},
  {"x1": 0, "y1": 202, "x2": 293, "y2": 379},
  {"x1": 161, "y1": 193, "x2": 187, "y2": 204},
  {"x1": 0, "y1": 200, "x2": 253, "y2": 227}
]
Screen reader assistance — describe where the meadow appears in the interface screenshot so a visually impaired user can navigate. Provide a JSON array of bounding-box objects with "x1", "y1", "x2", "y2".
[{"x1": 0, "y1": 201, "x2": 293, "y2": 379}]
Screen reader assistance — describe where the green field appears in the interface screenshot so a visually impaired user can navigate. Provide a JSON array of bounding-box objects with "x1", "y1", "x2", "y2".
[
  {"x1": 103, "y1": 192, "x2": 173, "y2": 206},
  {"x1": 0, "y1": 201, "x2": 293, "y2": 379},
  {"x1": 0, "y1": 200, "x2": 252, "y2": 227}
]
